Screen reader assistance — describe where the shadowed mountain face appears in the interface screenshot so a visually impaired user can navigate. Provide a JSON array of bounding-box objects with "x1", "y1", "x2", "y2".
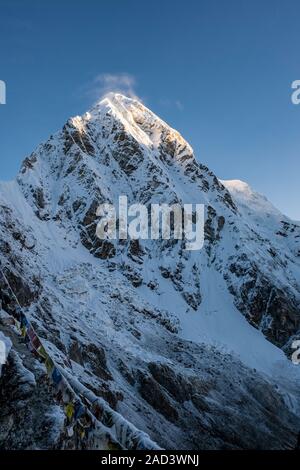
[{"x1": 0, "y1": 94, "x2": 300, "y2": 449}]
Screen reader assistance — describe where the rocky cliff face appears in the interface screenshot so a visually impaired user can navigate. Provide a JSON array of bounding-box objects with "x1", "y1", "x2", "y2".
[{"x1": 0, "y1": 93, "x2": 300, "y2": 449}]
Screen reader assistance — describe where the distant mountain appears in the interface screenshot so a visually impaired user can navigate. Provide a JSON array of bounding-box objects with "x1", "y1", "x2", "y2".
[{"x1": 0, "y1": 93, "x2": 299, "y2": 449}]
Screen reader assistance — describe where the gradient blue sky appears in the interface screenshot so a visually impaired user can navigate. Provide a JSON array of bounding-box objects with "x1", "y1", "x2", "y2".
[{"x1": 0, "y1": 0, "x2": 299, "y2": 218}]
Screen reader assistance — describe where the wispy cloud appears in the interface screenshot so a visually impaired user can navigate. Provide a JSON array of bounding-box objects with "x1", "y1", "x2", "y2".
[
  {"x1": 159, "y1": 98, "x2": 184, "y2": 111},
  {"x1": 87, "y1": 73, "x2": 139, "y2": 102},
  {"x1": 175, "y1": 100, "x2": 184, "y2": 111}
]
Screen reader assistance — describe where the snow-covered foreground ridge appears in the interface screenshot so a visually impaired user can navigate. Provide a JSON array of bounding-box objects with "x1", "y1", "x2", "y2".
[{"x1": 0, "y1": 93, "x2": 300, "y2": 449}]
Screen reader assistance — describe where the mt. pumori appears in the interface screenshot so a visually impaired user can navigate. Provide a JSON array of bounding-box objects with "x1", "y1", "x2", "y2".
[{"x1": 0, "y1": 93, "x2": 299, "y2": 449}]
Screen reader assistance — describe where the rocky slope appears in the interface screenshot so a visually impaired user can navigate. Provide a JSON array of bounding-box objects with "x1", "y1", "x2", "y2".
[{"x1": 0, "y1": 93, "x2": 299, "y2": 449}]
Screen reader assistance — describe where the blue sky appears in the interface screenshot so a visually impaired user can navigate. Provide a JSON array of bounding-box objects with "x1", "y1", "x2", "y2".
[{"x1": 0, "y1": 0, "x2": 299, "y2": 219}]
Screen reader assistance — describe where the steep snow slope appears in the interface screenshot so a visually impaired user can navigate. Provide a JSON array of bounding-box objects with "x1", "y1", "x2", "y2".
[{"x1": 0, "y1": 94, "x2": 300, "y2": 449}]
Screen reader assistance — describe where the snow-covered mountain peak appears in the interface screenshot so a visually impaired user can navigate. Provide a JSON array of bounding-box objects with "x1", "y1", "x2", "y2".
[
  {"x1": 85, "y1": 93, "x2": 194, "y2": 157},
  {"x1": 17, "y1": 94, "x2": 197, "y2": 192},
  {"x1": 222, "y1": 179, "x2": 271, "y2": 205},
  {"x1": 222, "y1": 179, "x2": 286, "y2": 222},
  {"x1": 16, "y1": 94, "x2": 209, "y2": 226},
  {"x1": 222, "y1": 179, "x2": 252, "y2": 193}
]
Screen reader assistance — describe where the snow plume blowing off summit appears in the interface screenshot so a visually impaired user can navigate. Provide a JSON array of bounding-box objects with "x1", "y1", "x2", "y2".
[{"x1": 0, "y1": 93, "x2": 300, "y2": 450}]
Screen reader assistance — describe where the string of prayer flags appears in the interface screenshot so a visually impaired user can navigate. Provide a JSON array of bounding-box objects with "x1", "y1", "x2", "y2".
[
  {"x1": 52, "y1": 367, "x2": 63, "y2": 386},
  {"x1": 9, "y1": 305, "x2": 160, "y2": 450}
]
